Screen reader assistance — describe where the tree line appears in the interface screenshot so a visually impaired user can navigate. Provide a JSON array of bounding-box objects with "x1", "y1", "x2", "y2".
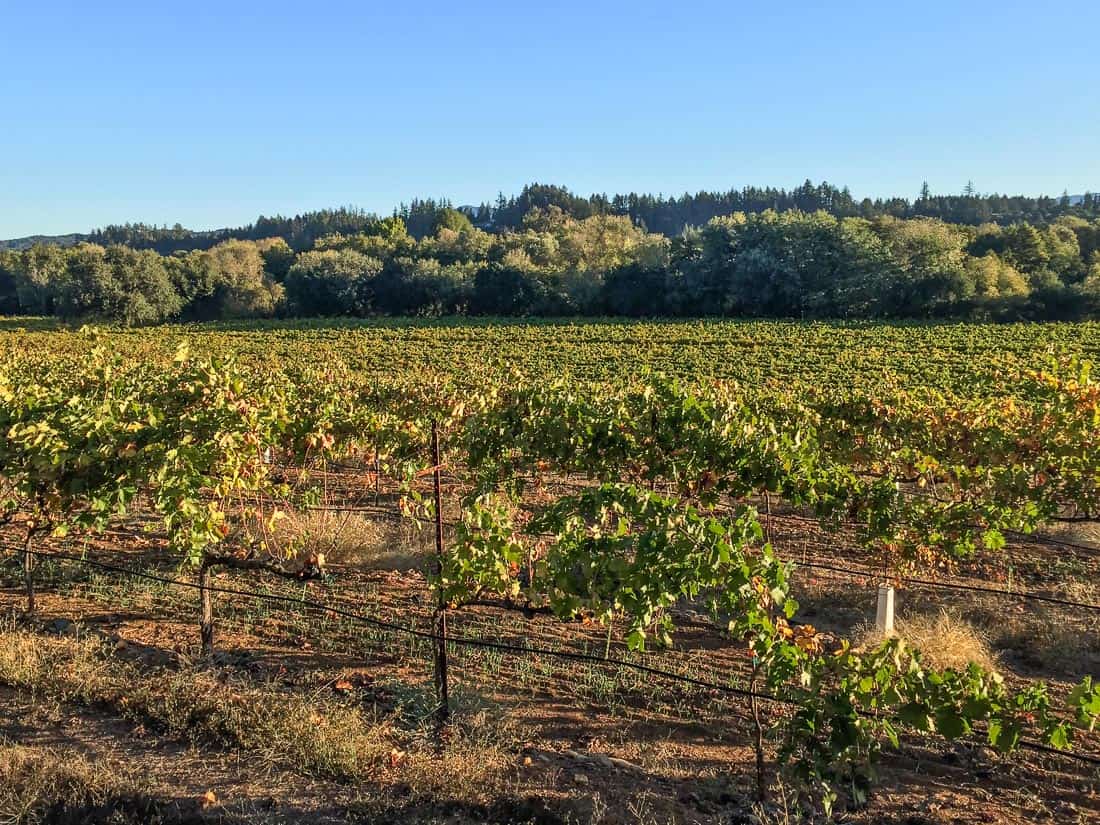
[
  {"x1": 476, "y1": 181, "x2": 1100, "y2": 237},
  {"x1": 2, "y1": 205, "x2": 1098, "y2": 324},
  {"x1": 6, "y1": 181, "x2": 1099, "y2": 258}
]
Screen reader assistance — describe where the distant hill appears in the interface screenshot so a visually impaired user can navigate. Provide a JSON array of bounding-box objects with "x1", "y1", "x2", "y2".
[
  {"x1": 2, "y1": 233, "x2": 87, "y2": 251},
  {"x1": 3, "y1": 184, "x2": 1099, "y2": 252}
]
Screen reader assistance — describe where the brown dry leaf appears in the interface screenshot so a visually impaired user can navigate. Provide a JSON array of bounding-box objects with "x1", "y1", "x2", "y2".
[
  {"x1": 389, "y1": 747, "x2": 406, "y2": 769},
  {"x1": 333, "y1": 678, "x2": 354, "y2": 694},
  {"x1": 200, "y1": 790, "x2": 218, "y2": 809}
]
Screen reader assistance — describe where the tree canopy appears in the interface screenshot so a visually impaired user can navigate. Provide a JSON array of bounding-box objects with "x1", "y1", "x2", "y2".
[{"x1": 3, "y1": 197, "x2": 1099, "y2": 324}]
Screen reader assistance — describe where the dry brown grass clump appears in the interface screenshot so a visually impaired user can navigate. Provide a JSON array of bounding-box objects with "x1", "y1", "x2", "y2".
[
  {"x1": 394, "y1": 709, "x2": 518, "y2": 808},
  {"x1": 0, "y1": 623, "x2": 392, "y2": 781},
  {"x1": 0, "y1": 739, "x2": 159, "y2": 824},
  {"x1": 858, "y1": 609, "x2": 999, "y2": 672},
  {"x1": 985, "y1": 612, "x2": 1100, "y2": 677},
  {"x1": 273, "y1": 509, "x2": 432, "y2": 571},
  {"x1": 960, "y1": 591, "x2": 1100, "y2": 677},
  {"x1": 0, "y1": 623, "x2": 522, "y2": 815}
]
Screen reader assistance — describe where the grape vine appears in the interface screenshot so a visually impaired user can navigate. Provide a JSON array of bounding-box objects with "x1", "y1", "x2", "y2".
[{"x1": 1, "y1": 335, "x2": 1097, "y2": 815}]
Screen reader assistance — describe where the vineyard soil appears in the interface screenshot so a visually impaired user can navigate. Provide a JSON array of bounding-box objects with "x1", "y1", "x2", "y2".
[{"x1": 2, "y1": 504, "x2": 1096, "y2": 824}]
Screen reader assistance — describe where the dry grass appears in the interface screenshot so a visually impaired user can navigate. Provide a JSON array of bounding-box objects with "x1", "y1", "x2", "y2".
[
  {"x1": 0, "y1": 739, "x2": 162, "y2": 824},
  {"x1": 273, "y1": 509, "x2": 431, "y2": 571},
  {"x1": 961, "y1": 593, "x2": 1100, "y2": 677},
  {"x1": 1036, "y1": 521, "x2": 1100, "y2": 550},
  {"x1": 0, "y1": 622, "x2": 524, "y2": 818},
  {"x1": 858, "y1": 609, "x2": 999, "y2": 672},
  {"x1": 989, "y1": 614, "x2": 1100, "y2": 676},
  {"x1": 1058, "y1": 579, "x2": 1100, "y2": 604},
  {"x1": 0, "y1": 622, "x2": 392, "y2": 781},
  {"x1": 395, "y1": 719, "x2": 516, "y2": 807}
]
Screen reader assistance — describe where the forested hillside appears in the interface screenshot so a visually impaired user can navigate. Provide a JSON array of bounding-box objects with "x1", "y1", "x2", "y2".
[
  {"x1": 2, "y1": 180, "x2": 1100, "y2": 324},
  {"x1": 5, "y1": 181, "x2": 1100, "y2": 255},
  {"x1": 477, "y1": 181, "x2": 1100, "y2": 237}
]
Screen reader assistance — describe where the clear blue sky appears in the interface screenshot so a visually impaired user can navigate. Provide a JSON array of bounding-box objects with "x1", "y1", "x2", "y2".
[{"x1": 2, "y1": 1, "x2": 1098, "y2": 237}]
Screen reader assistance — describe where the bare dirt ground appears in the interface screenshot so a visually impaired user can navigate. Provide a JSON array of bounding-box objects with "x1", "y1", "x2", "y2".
[{"x1": 1, "y1": 499, "x2": 1098, "y2": 824}]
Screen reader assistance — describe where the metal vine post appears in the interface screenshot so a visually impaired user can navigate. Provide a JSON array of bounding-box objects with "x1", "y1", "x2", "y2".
[{"x1": 431, "y1": 419, "x2": 451, "y2": 741}]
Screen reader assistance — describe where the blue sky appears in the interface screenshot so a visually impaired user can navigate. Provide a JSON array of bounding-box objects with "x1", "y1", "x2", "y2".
[{"x1": 2, "y1": 1, "x2": 1098, "y2": 237}]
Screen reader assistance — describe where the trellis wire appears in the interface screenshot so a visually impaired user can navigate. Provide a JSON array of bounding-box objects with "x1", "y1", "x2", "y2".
[{"x1": 13, "y1": 546, "x2": 1100, "y2": 769}]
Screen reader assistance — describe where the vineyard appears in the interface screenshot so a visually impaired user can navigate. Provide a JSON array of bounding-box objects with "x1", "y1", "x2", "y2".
[{"x1": 1, "y1": 318, "x2": 1099, "y2": 824}]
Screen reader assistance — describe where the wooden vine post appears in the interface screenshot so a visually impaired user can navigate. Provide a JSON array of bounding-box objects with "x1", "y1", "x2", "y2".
[
  {"x1": 199, "y1": 558, "x2": 216, "y2": 657},
  {"x1": 748, "y1": 577, "x2": 771, "y2": 804},
  {"x1": 431, "y1": 419, "x2": 451, "y2": 741},
  {"x1": 374, "y1": 448, "x2": 381, "y2": 504},
  {"x1": 749, "y1": 660, "x2": 766, "y2": 803},
  {"x1": 22, "y1": 499, "x2": 48, "y2": 614},
  {"x1": 23, "y1": 528, "x2": 36, "y2": 614}
]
